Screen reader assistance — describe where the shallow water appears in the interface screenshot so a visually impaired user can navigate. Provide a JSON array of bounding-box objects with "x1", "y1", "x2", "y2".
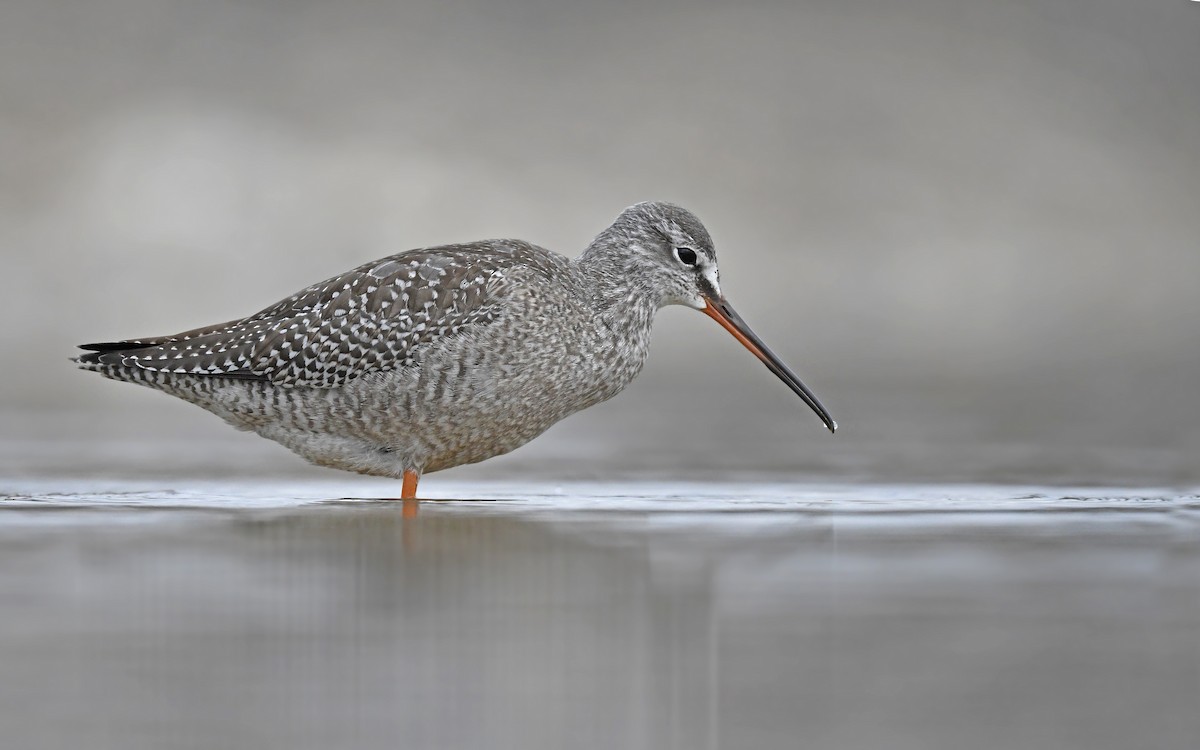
[{"x1": 2, "y1": 478, "x2": 1198, "y2": 750}]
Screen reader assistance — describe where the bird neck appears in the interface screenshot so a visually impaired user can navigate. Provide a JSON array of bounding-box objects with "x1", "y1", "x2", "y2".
[{"x1": 575, "y1": 240, "x2": 664, "y2": 331}]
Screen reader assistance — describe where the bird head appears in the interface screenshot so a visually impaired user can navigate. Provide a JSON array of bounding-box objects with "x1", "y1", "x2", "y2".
[{"x1": 597, "y1": 201, "x2": 837, "y2": 433}]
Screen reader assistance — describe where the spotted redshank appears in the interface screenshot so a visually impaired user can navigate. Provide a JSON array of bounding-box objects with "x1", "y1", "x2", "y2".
[{"x1": 76, "y1": 202, "x2": 836, "y2": 498}]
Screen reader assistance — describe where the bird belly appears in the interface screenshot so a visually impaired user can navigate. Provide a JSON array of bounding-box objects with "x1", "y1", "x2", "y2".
[{"x1": 366, "y1": 320, "x2": 643, "y2": 474}]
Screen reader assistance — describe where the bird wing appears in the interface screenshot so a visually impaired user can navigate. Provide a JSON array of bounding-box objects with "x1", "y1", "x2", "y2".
[{"x1": 79, "y1": 242, "x2": 559, "y2": 387}]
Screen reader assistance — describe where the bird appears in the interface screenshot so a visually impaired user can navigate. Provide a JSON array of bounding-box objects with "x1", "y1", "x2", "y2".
[{"x1": 75, "y1": 202, "x2": 836, "y2": 499}]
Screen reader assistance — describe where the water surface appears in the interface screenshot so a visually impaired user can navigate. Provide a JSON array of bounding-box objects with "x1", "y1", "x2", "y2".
[{"x1": 2, "y1": 479, "x2": 1197, "y2": 749}]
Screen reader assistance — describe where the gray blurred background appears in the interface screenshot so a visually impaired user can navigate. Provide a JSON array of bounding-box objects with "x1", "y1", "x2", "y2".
[{"x1": 2, "y1": 0, "x2": 1198, "y2": 486}]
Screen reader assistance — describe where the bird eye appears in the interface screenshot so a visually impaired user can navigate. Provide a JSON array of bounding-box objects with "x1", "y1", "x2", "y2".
[{"x1": 674, "y1": 247, "x2": 698, "y2": 266}]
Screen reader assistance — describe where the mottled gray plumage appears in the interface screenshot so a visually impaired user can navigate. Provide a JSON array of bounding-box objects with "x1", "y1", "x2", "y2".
[{"x1": 76, "y1": 202, "x2": 834, "y2": 485}]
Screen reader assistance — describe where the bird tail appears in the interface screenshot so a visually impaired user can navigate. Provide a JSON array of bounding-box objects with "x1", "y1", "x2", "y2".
[{"x1": 74, "y1": 339, "x2": 160, "y2": 368}]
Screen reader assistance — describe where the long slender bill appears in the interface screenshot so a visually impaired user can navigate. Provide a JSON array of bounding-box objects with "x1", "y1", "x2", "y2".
[{"x1": 702, "y1": 297, "x2": 837, "y2": 433}]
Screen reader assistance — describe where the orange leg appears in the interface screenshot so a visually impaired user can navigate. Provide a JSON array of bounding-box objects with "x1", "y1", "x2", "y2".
[
  {"x1": 401, "y1": 470, "x2": 419, "y2": 499},
  {"x1": 401, "y1": 469, "x2": 419, "y2": 519}
]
